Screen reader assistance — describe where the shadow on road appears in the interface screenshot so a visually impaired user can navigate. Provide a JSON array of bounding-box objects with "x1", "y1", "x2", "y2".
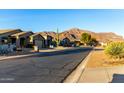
[
  {"x1": 36, "y1": 48, "x2": 92, "y2": 57},
  {"x1": 111, "y1": 74, "x2": 124, "y2": 83}
]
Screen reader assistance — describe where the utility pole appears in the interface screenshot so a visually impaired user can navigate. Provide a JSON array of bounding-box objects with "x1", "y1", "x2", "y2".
[{"x1": 56, "y1": 28, "x2": 60, "y2": 47}]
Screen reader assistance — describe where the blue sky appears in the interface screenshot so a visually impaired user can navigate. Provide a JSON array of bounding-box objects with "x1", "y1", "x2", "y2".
[{"x1": 0, "y1": 9, "x2": 124, "y2": 36}]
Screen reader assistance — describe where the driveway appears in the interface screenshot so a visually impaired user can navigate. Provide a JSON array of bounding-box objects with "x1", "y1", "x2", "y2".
[{"x1": 0, "y1": 47, "x2": 92, "y2": 83}]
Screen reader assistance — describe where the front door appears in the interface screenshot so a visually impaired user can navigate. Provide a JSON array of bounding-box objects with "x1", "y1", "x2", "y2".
[
  {"x1": 20, "y1": 37, "x2": 26, "y2": 47},
  {"x1": 11, "y1": 38, "x2": 16, "y2": 44}
]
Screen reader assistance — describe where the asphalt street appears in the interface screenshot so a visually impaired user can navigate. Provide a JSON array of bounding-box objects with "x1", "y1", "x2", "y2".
[{"x1": 0, "y1": 47, "x2": 92, "y2": 83}]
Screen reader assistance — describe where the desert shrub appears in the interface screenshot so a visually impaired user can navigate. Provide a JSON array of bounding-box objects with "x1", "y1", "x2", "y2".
[
  {"x1": 104, "y1": 42, "x2": 124, "y2": 59},
  {"x1": 51, "y1": 40, "x2": 57, "y2": 47}
]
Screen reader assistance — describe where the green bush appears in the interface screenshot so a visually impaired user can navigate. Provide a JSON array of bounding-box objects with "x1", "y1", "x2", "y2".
[
  {"x1": 104, "y1": 42, "x2": 124, "y2": 59},
  {"x1": 80, "y1": 33, "x2": 91, "y2": 45}
]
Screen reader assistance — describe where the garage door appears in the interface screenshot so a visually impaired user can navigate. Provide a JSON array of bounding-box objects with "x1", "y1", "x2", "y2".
[{"x1": 35, "y1": 40, "x2": 43, "y2": 49}]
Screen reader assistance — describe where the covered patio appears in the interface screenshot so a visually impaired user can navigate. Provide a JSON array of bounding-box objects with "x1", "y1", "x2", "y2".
[{"x1": 11, "y1": 31, "x2": 33, "y2": 48}]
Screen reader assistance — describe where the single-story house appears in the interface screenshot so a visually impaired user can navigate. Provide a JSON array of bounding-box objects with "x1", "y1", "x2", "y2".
[
  {"x1": 60, "y1": 37, "x2": 71, "y2": 47},
  {"x1": 10, "y1": 31, "x2": 34, "y2": 48},
  {"x1": 99, "y1": 41, "x2": 107, "y2": 46},
  {"x1": 40, "y1": 33, "x2": 53, "y2": 48},
  {"x1": 29, "y1": 33, "x2": 45, "y2": 49},
  {"x1": 60, "y1": 34, "x2": 79, "y2": 47},
  {"x1": 0, "y1": 29, "x2": 22, "y2": 44},
  {"x1": 0, "y1": 29, "x2": 53, "y2": 50},
  {"x1": 73, "y1": 40, "x2": 82, "y2": 46}
]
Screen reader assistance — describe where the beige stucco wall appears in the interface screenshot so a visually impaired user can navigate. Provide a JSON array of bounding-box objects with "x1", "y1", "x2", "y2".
[{"x1": 30, "y1": 34, "x2": 45, "y2": 48}]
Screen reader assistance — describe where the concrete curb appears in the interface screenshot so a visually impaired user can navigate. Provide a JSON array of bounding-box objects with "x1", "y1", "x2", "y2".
[
  {"x1": 0, "y1": 53, "x2": 39, "y2": 61},
  {"x1": 63, "y1": 50, "x2": 93, "y2": 83},
  {"x1": 0, "y1": 48, "x2": 77, "y2": 61},
  {"x1": 0, "y1": 47, "x2": 91, "y2": 61}
]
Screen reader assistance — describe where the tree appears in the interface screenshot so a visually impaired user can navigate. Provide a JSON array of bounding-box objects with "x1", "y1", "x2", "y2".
[
  {"x1": 80, "y1": 33, "x2": 91, "y2": 45},
  {"x1": 89, "y1": 38, "x2": 98, "y2": 46}
]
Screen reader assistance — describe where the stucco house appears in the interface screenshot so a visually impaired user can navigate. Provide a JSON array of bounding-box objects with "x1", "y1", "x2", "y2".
[
  {"x1": 99, "y1": 41, "x2": 107, "y2": 46},
  {"x1": 60, "y1": 35, "x2": 81, "y2": 47},
  {"x1": 40, "y1": 33, "x2": 53, "y2": 48},
  {"x1": 0, "y1": 29, "x2": 22, "y2": 44},
  {"x1": 0, "y1": 29, "x2": 52, "y2": 51},
  {"x1": 29, "y1": 33, "x2": 45, "y2": 49},
  {"x1": 10, "y1": 31, "x2": 34, "y2": 48},
  {"x1": 60, "y1": 37, "x2": 71, "y2": 47}
]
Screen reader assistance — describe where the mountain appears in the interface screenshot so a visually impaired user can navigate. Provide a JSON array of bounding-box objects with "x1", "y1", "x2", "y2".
[{"x1": 39, "y1": 28, "x2": 124, "y2": 42}]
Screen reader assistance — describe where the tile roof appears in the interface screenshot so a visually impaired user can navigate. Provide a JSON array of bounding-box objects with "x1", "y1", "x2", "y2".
[
  {"x1": 11, "y1": 31, "x2": 33, "y2": 37},
  {"x1": 0, "y1": 29, "x2": 21, "y2": 34}
]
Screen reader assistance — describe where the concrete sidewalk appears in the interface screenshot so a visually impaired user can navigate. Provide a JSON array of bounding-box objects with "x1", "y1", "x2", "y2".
[{"x1": 77, "y1": 66, "x2": 124, "y2": 83}]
